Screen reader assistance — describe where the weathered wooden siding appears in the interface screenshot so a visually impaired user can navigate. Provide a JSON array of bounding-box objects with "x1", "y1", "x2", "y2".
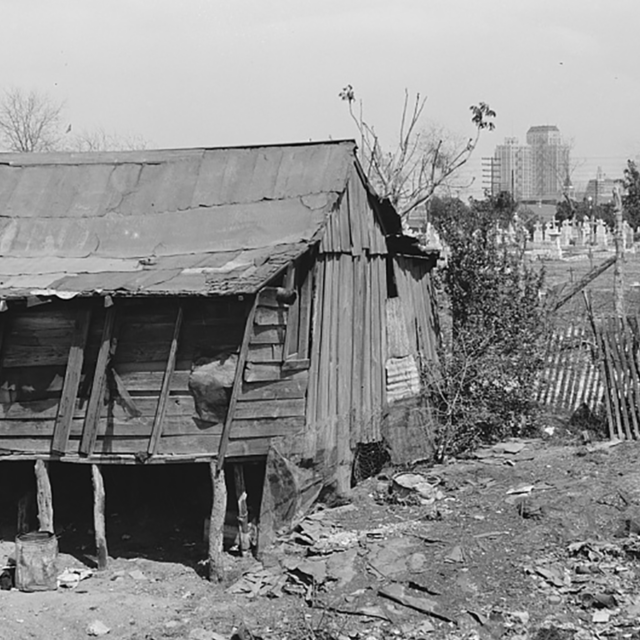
[
  {"x1": 306, "y1": 167, "x2": 390, "y2": 490},
  {"x1": 305, "y1": 168, "x2": 440, "y2": 489},
  {"x1": 392, "y1": 256, "x2": 439, "y2": 367},
  {"x1": 0, "y1": 292, "x2": 308, "y2": 461},
  {"x1": 305, "y1": 254, "x2": 388, "y2": 488},
  {"x1": 229, "y1": 287, "x2": 309, "y2": 457}
]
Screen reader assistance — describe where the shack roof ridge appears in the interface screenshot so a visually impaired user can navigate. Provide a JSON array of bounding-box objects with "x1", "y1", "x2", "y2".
[{"x1": 0, "y1": 139, "x2": 358, "y2": 166}]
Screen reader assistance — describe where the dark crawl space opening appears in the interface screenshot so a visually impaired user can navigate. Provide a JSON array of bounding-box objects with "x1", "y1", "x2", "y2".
[{"x1": 0, "y1": 460, "x2": 265, "y2": 568}]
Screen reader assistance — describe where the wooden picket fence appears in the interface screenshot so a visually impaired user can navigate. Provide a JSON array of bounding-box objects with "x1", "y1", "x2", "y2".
[
  {"x1": 588, "y1": 316, "x2": 640, "y2": 440},
  {"x1": 535, "y1": 323, "x2": 603, "y2": 414}
]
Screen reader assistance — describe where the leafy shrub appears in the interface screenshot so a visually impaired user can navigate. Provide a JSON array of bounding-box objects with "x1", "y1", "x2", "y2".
[{"x1": 426, "y1": 195, "x2": 547, "y2": 459}]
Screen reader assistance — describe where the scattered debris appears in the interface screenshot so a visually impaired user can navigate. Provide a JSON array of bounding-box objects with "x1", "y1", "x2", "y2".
[
  {"x1": 507, "y1": 483, "x2": 535, "y2": 496},
  {"x1": 86, "y1": 620, "x2": 110, "y2": 637},
  {"x1": 492, "y1": 441, "x2": 526, "y2": 455},
  {"x1": 390, "y1": 473, "x2": 445, "y2": 504},
  {"x1": 128, "y1": 570, "x2": 147, "y2": 581},
  {"x1": 378, "y1": 583, "x2": 452, "y2": 622},
  {"x1": 444, "y1": 545, "x2": 465, "y2": 564},
  {"x1": 189, "y1": 629, "x2": 227, "y2": 640},
  {"x1": 57, "y1": 567, "x2": 93, "y2": 589}
]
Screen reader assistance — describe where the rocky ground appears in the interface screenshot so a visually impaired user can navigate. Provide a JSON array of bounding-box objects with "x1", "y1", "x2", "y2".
[{"x1": 3, "y1": 433, "x2": 640, "y2": 639}]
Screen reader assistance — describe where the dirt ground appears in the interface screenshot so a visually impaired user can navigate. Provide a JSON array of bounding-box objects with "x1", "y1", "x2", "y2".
[{"x1": 3, "y1": 433, "x2": 640, "y2": 640}]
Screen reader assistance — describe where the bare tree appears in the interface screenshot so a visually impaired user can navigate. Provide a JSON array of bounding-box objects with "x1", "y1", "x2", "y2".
[
  {"x1": 67, "y1": 127, "x2": 148, "y2": 152},
  {"x1": 0, "y1": 88, "x2": 64, "y2": 152},
  {"x1": 339, "y1": 85, "x2": 496, "y2": 219}
]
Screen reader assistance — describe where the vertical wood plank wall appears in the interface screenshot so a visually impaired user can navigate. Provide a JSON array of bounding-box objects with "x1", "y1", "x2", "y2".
[
  {"x1": 305, "y1": 254, "x2": 388, "y2": 489},
  {"x1": 393, "y1": 256, "x2": 439, "y2": 367},
  {"x1": 306, "y1": 166, "x2": 439, "y2": 491},
  {"x1": 308, "y1": 167, "x2": 391, "y2": 491}
]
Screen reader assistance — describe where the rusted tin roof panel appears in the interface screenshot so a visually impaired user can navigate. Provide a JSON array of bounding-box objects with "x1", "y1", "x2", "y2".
[
  {"x1": 0, "y1": 199, "x2": 329, "y2": 259},
  {"x1": 0, "y1": 141, "x2": 355, "y2": 299}
]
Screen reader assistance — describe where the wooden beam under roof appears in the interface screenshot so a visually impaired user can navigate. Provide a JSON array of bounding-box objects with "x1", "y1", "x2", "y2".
[
  {"x1": 52, "y1": 307, "x2": 92, "y2": 455},
  {"x1": 216, "y1": 295, "x2": 260, "y2": 473},
  {"x1": 147, "y1": 304, "x2": 184, "y2": 456},
  {"x1": 79, "y1": 306, "x2": 117, "y2": 456}
]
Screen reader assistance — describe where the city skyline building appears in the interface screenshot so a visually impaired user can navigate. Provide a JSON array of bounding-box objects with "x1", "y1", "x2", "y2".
[{"x1": 492, "y1": 125, "x2": 571, "y2": 203}]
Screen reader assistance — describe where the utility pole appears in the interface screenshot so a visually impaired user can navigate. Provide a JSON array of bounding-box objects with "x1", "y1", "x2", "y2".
[{"x1": 613, "y1": 184, "x2": 625, "y2": 318}]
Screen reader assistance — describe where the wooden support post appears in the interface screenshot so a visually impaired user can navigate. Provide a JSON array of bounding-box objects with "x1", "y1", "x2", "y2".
[
  {"x1": 233, "y1": 464, "x2": 250, "y2": 556},
  {"x1": 148, "y1": 304, "x2": 184, "y2": 456},
  {"x1": 80, "y1": 307, "x2": 117, "y2": 456},
  {"x1": 17, "y1": 491, "x2": 35, "y2": 535},
  {"x1": 216, "y1": 295, "x2": 260, "y2": 472},
  {"x1": 34, "y1": 459, "x2": 54, "y2": 533},
  {"x1": 613, "y1": 185, "x2": 625, "y2": 319},
  {"x1": 52, "y1": 308, "x2": 92, "y2": 454},
  {"x1": 208, "y1": 460, "x2": 227, "y2": 582},
  {"x1": 91, "y1": 464, "x2": 108, "y2": 570}
]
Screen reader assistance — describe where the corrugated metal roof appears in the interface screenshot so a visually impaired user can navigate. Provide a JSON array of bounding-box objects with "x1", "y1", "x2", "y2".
[{"x1": 0, "y1": 141, "x2": 354, "y2": 298}]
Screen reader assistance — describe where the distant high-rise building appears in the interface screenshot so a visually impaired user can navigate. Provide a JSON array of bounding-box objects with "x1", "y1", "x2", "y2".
[
  {"x1": 492, "y1": 126, "x2": 571, "y2": 203},
  {"x1": 526, "y1": 126, "x2": 571, "y2": 202},
  {"x1": 493, "y1": 137, "x2": 532, "y2": 200}
]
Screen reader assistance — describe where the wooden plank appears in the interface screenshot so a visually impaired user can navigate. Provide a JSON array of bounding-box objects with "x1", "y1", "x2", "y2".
[
  {"x1": 216, "y1": 296, "x2": 260, "y2": 473},
  {"x1": 601, "y1": 320, "x2": 624, "y2": 439},
  {"x1": 540, "y1": 331, "x2": 561, "y2": 406},
  {"x1": 351, "y1": 256, "x2": 364, "y2": 441},
  {"x1": 35, "y1": 459, "x2": 54, "y2": 533},
  {"x1": 80, "y1": 306, "x2": 117, "y2": 456},
  {"x1": 545, "y1": 328, "x2": 567, "y2": 409},
  {"x1": 350, "y1": 169, "x2": 369, "y2": 251},
  {"x1": 347, "y1": 177, "x2": 363, "y2": 256},
  {"x1": 239, "y1": 371, "x2": 308, "y2": 400},
  {"x1": 304, "y1": 259, "x2": 324, "y2": 457},
  {"x1": 281, "y1": 358, "x2": 310, "y2": 372},
  {"x1": 0, "y1": 313, "x2": 10, "y2": 377},
  {"x1": 369, "y1": 257, "x2": 382, "y2": 437},
  {"x1": 376, "y1": 257, "x2": 388, "y2": 410},
  {"x1": 250, "y1": 326, "x2": 286, "y2": 345},
  {"x1": 0, "y1": 394, "x2": 196, "y2": 421},
  {"x1": 611, "y1": 318, "x2": 636, "y2": 437},
  {"x1": 622, "y1": 317, "x2": 640, "y2": 438},
  {"x1": 362, "y1": 259, "x2": 372, "y2": 423},
  {"x1": 337, "y1": 185, "x2": 352, "y2": 252},
  {"x1": 3, "y1": 344, "x2": 80, "y2": 368},
  {"x1": 316, "y1": 257, "x2": 332, "y2": 425},
  {"x1": 233, "y1": 464, "x2": 250, "y2": 556},
  {"x1": 209, "y1": 460, "x2": 227, "y2": 582},
  {"x1": 254, "y1": 307, "x2": 287, "y2": 326},
  {"x1": 0, "y1": 415, "x2": 304, "y2": 440},
  {"x1": 148, "y1": 304, "x2": 184, "y2": 456},
  {"x1": 244, "y1": 363, "x2": 285, "y2": 383},
  {"x1": 605, "y1": 319, "x2": 632, "y2": 439},
  {"x1": 283, "y1": 262, "x2": 300, "y2": 360},
  {"x1": 110, "y1": 368, "x2": 142, "y2": 418},
  {"x1": 336, "y1": 255, "x2": 354, "y2": 494},
  {"x1": 256, "y1": 287, "x2": 285, "y2": 309},
  {"x1": 91, "y1": 464, "x2": 108, "y2": 570},
  {"x1": 52, "y1": 308, "x2": 92, "y2": 454},
  {"x1": 588, "y1": 312, "x2": 615, "y2": 438},
  {"x1": 113, "y1": 369, "x2": 191, "y2": 392},
  {"x1": 329, "y1": 256, "x2": 340, "y2": 422},
  {"x1": 297, "y1": 267, "x2": 313, "y2": 360},
  {"x1": 557, "y1": 324, "x2": 576, "y2": 410},
  {"x1": 247, "y1": 344, "x2": 284, "y2": 363},
  {"x1": 234, "y1": 398, "x2": 306, "y2": 419}
]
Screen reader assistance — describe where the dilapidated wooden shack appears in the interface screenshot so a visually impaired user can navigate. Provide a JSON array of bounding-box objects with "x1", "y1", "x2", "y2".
[{"x1": 0, "y1": 140, "x2": 438, "y2": 561}]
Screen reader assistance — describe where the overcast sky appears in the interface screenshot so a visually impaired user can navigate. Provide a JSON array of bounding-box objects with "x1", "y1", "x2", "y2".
[{"x1": 1, "y1": 0, "x2": 639, "y2": 195}]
